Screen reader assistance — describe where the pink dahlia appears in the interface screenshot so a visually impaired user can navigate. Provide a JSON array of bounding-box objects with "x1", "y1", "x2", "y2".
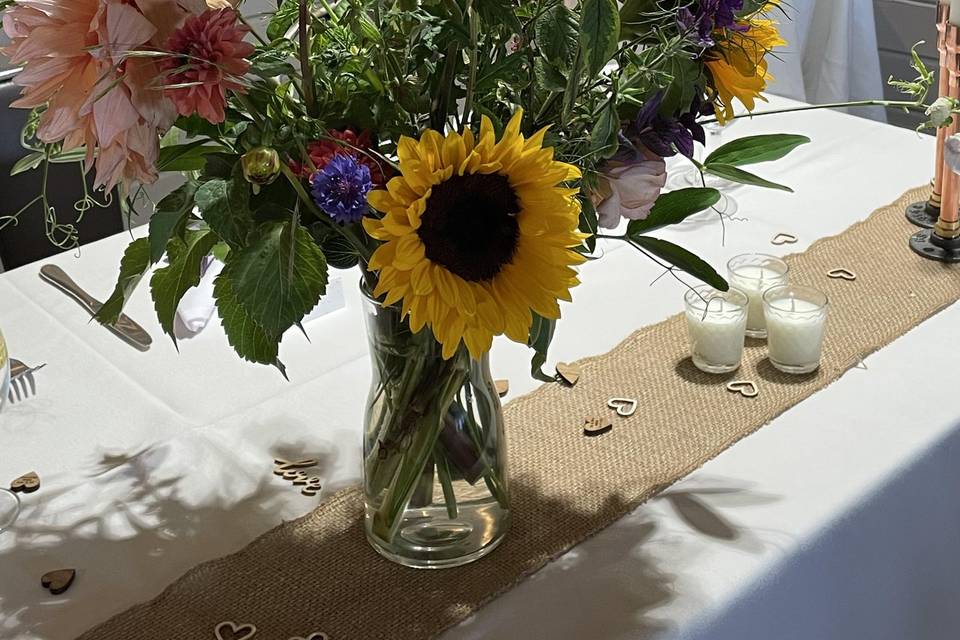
[
  {"x1": 291, "y1": 129, "x2": 391, "y2": 188},
  {"x1": 2, "y1": 0, "x2": 199, "y2": 192},
  {"x1": 161, "y1": 8, "x2": 254, "y2": 124}
]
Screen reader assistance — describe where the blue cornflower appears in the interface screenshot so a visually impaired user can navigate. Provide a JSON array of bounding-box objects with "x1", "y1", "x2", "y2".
[{"x1": 310, "y1": 154, "x2": 373, "y2": 224}]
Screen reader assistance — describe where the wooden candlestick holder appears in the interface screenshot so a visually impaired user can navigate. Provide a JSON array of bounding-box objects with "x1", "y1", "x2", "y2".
[
  {"x1": 910, "y1": 18, "x2": 960, "y2": 261},
  {"x1": 907, "y1": 1, "x2": 951, "y2": 228}
]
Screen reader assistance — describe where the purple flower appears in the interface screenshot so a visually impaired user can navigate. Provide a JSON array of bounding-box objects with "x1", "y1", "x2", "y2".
[
  {"x1": 679, "y1": 0, "x2": 747, "y2": 47},
  {"x1": 630, "y1": 91, "x2": 712, "y2": 159},
  {"x1": 310, "y1": 154, "x2": 373, "y2": 224}
]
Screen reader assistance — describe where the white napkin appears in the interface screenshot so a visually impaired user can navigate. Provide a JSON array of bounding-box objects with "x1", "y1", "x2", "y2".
[{"x1": 175, "y1": 257, "x2": 223, "y2": 338}]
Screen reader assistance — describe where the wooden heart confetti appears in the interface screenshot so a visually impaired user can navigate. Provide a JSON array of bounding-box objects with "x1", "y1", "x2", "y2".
[
  {"x1": 10, "y1": 471, "x2": 40, "y2": 493},
  {"x1": 494, "y1": 379, "x2": 510, "y2": 397},
  {"x1": 583, "y1": 417, "x2": 613, "y2": 437},
  {"x1": 215, "y1": 621, "x2": 258, "y2": 640},
  {"x1": 826, "y1": 267, "x2": 857, "y2": 281},
  {"x1": 40, "y1": 569, "x2": 75, "y2": 595},
  {"x1": 273, "y1": 458, "x2": 322, "y2": 496},
  {"x1": 288, "y1": 633, "x2": 329, "y2": 640},
  {"x1": 273, "y1": 458, "x2": 318, "y2": 475},
  {"x1": 300, "y1": 477, "x2": 323, "y2": 497},
  {"x1": 726, "y1": 380, "x2": 759, "y2": 398},
  {"x1": 555, "y1": 362, "x2": 581, "y2": 386},
  {"x1": 771, "y1": 232, "x2": 798, "y2": 246},
  {"x1": 607, "y1": 398, "x2": 638, "y2": 417}
]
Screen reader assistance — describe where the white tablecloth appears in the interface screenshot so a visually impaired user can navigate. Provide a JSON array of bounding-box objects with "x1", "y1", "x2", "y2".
[
  {"x1": 766, "y1": 0, "x2": 886, "y2": 123},
  {"x1": 1, "y1": 96, "x2": 956, "y2": 640}
]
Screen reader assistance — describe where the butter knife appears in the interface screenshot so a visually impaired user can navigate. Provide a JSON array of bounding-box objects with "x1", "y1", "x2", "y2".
[{"x1": 39, "y1": 264, "x2": 152, "y2": 352}]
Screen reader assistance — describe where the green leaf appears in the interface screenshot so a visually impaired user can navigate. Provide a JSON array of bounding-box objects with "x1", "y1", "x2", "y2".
[
  {"x1": 534, "y1": 59, "x2": 568, "y2": 92},
  {"x1": 535, "y1": 3, "x2": 578, "y2": 69},
  {"x1": 158, "y1": 141, "x2": 227, "y2": 172},
  {"x1": 223, "y1": 221, "x2": 328, "y2": 336},
  {"x1": 660, "y1": 54, "x2": 701, "y2": 117},
  {"x1": 578, "y1": 193, "x2": 599, "y2": 254},
  {"x1": 94, "y1": 238, "x2": 151, "y2": 325},
  {"x1": 267, "y1": 0, "x2": 298, "y2": 41},
  {"x1": 475, "y1": 0, "x2": 523, "y2": 33},
  {"x1": 213, "y1": 272, "x2": 285, "y2": 375},
  {"x1": 704, "y1": 134, "x2": 811, "y2": 167},
  {"x1": 591, "y1": 100, "x2": 621, "y2": 159},
  {"x1": 150, "y1": 230, "x2": 219, "y2": 342},
  {"x1": 195, "y1": 165, "x2": 255, "y2": 249},
  {"x1": 527, "y1": 313, "x2": 557, "y2": 383},
  {"x1": 174, "y1": 114, "x2": 224, "y2": 140},
  {"x1": 703, "y1": 164, "x2": 793, "y2": 192},
  {"x1": 626, "y1": 187, "x2": 721, "y2": 236},
  {"x1": 149, "y1": 181, "x2": 197, "y2": 263},
  {"x1": 580, "y1": 0, "x2": 621, "y2": 75},
  {"x1": 619, "y1": 0, "x2": 657, "y2": 39},
  {"x1": 310, "y1": 225, "x2": 359, "y2": 270},
  {"x1": 633, "y1": 236, "x2": 728, "y2": 290},
  {"x1": 249, "y1": 49, "x2": 297, "y2": 80},
  {"x1": 10, "y1": 151, "x2": 44, "y2": 176}
]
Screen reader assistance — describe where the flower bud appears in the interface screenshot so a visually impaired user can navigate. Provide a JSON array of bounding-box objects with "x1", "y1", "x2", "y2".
[
  {"x1": 241, "y1": 147, "x2": 281, "y2": 189},
  {"x1": 926, "y1": 97, "x2": 954, "y2": 128}
]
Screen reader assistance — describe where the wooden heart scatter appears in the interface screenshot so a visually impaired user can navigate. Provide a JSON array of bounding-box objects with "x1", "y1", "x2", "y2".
[
  {"x1": 583, "y1": 417, "x2": 613, "y2": 437},
  {"x1": 826, "y1": 267, "x2": 857, "y2": 281},
  {"x1": 41, "y1": 569, "x2": 75, "y2": 595},
  {"x1": 214, "y1": 622, "x2": 328, "y2": 640},
  {"x1": 726, "y1": 380, "x2": 759, "y2": 398},
  {"x1": 273, "y1": 459, "x2": 323, "y2": 497},
  {"x1": 10, "y1": 471, "x2": 40, "y2": 493},
  {"x1": 770, "y1": 232, "x2": 798, "y2": 246},
  {"x1": 607, "y1": 398, "x2": 637, "y2": 418},
  {"x1": 215, "y1": 622, "x2": 257, "y2": 640},
  {"x1": 494, "y1": 379, "x2": 510, "y2": 397},
  {"x1": 555, "y1": 362, "x2": 581, "y2": 387}
]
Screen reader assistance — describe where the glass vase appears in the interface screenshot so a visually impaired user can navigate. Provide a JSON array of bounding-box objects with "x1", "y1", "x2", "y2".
[{"x1": 361, "y1": 290, "x2": 510, "y2": 568}]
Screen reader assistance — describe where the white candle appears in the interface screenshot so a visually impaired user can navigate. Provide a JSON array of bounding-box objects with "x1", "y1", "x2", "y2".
[
  {"x1": 727, "y1": 255, "x2": 790, "y2": 339},
  {"x1": 684, "y1": 287, "x2": 748, "y2": 374},
  {"x1": 951, "y1": 0, "x2": 960, "y2": 26},
  {"x1": 763, "y1": 286, "x2": 829, "y2": 374}
]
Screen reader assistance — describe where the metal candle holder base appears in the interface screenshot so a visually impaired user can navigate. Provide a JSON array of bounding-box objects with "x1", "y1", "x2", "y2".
[
  {"x1": 905, "y1": 201, "x2": 941, "y2": 228},
  {"x1": 909, "y1": 229, "x2": 960, "y2": 262}
]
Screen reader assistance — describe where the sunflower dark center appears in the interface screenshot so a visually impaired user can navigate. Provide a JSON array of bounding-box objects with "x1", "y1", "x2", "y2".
[{"x1": 418, "y1": 173, "x2": 521, "y2": 282}]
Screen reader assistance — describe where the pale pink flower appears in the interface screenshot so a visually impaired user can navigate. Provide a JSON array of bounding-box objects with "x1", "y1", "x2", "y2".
[
  {"x1": 595, "y1": 158, "x2": 668, "y2": 229},
  {"x1": 2, "y1": 0, "x2": 199, "y2": 192},
  {"x1": 161, "y1": 8, "x2": 253, "y2": 124}
]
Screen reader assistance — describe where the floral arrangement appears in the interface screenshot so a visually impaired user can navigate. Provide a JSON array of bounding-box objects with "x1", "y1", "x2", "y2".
[
  {"x1": 1, "y1": 0, "x2": 833, "y2": 560},
  {"x1": 6, "y1": 0, "x2": 953, "y2": 566},
  {"x1": 0, "y1": 0, "x2": 812, "y2": 375}
]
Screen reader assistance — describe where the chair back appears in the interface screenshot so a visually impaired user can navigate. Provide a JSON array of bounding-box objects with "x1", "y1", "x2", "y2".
[{"x1": 0, "y1": 79, "x2": 123, "y2": 271}]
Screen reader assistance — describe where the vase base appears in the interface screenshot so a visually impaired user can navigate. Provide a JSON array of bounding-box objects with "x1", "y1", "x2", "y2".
[{"x1": 366, "y1": 502, "x2": 510, "y2": 569}]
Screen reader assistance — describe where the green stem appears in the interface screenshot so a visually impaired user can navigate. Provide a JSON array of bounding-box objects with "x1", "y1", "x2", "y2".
[
  {"x1": 372, "y1": 359, "x2": 468, "y2": 542},
  {"x1": 318, "y1": 0, "x2": 339, "y2": 22},
  {"x1": 298, "y1": 0, "x2": 318, "y2": 119},
  {"x1": 462, "y1": 0, "x2": 479, "y2": 128},
  {"x1": 702, "y1": 99, "x2": 927, "y2": 125},
  {"x1": 434, "y1": 445, "x2": 459, "y2": 519},
  {"x1": 237, "y1": 14, "x2": 269, "y2": 47}
]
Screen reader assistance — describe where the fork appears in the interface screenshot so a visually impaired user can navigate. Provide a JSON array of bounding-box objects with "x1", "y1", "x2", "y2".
[{"x1": 7, "y1": 359, "x2": 46, "y2": 404}]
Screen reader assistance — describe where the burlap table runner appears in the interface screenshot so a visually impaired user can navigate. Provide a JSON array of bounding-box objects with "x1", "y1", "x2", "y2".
[{"x1": 81, "y1": 186, "x2": 960, "y2": 640}]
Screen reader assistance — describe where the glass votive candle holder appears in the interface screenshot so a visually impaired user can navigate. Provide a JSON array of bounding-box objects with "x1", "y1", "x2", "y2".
[
  {"x1": 762, "y1": 284, "x2": 829, "y2": 374},
  {"x1": 727, "y1": 254, "x2": 790, "y2": 339},
  {"x1": 684, "y1": 285, "x2": 749, "y2": 374}
]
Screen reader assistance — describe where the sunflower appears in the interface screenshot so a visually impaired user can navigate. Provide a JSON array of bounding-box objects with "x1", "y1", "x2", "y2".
[
  {"x1": 705, "y1": 3, "x2": 786, "y2": 124},
  {"x1": 363, "y1": 110, "x2": 586, "y2": 360}
]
